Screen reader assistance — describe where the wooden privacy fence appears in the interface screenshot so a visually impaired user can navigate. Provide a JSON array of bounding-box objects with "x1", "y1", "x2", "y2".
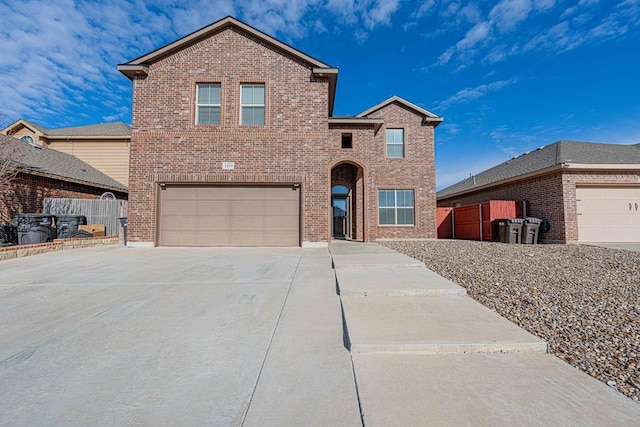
[
  {"x1": 44, "y1": 198, "x2": 128, "y2": 238},
  {"x1": 437, "y1": 200, "x2": 528, "y2": 241}
]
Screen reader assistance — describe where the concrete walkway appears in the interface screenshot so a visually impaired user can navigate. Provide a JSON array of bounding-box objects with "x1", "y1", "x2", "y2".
[
  {"x1": 0, "y1": 242, "x2": 638, "y2": 426},
  {"x1": 331, "y1": 241, "x2": 640, "y2": 426}
]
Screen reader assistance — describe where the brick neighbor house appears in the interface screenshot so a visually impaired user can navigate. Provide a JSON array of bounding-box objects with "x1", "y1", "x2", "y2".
[
  {"x1": 2, "y1": 120, "x2": 131, "y2": 186},
  {"x1": 117, "y1": 16, "x2": 442, "y2": 247},
  {"x1": 0, "y1": 134, "x2": 128, "y2": 223},
  {"x1": 437, "y1": 140, "x2": 640, "y2": 243}
]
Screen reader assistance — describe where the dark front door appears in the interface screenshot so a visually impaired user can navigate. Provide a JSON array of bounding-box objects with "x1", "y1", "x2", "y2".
[{"x1": 332, "y1": 196, "x2": 349, "y2": 238}]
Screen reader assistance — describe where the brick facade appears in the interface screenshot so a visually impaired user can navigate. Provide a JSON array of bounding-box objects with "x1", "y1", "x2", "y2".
[
  {"x1": 438, "y1": 170, "x2": 640, "y2": 243},
  {"x1": 0, "y1": 173, "x2": 128, "y2": 223},
  {"x1": 122, "y1": 18, "x2": 439, "y2": 246}
]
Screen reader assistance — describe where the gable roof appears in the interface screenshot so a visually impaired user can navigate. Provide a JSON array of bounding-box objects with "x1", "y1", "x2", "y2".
[
  {"x1": 0, "y1": 135, "x2": 127, "y2": 192},
  {"x1": 356, "y1": 96, "x2": 443, "y2": 125},
  {"x1": 3, "y1": 119, "x2": 131, "y2": 139},
  {"x1": 117, "y1": 16, "x2": 339, "y2": 115},
  {"x1": 437, "y1": 140, "x2": 640, "y2": 199},
  {"x1": 9, "y1": 118, "x2": 49, "y2": 135}
]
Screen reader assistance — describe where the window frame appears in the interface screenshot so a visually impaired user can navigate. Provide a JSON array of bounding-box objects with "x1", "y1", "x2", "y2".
[
  {"x1": 386, "y1": 128, "x2": 405, "y2": 158},
  {"x1": 20, "y1": 135, "x2": 35, "y2": 144},
  {"x1": 240, "y1": 83, "x2": 266, "y2": 126},
  {"x1": 377, "y1": 189, "x2": 415, "y2": 226},
  {"x1": 341, "y1": 133, "x2": 353, "y2": 149},
  {"x1": 195, "y1": 83, "x2": 221, "y2": 125}
]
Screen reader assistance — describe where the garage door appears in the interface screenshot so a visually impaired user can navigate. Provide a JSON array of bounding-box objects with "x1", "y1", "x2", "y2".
[
  {"x1": 576, "y1": 186, "x2": 640, "y2": 242},
  {"x1": 158, "y1": 185, "x2": 300, "y2": 247}
]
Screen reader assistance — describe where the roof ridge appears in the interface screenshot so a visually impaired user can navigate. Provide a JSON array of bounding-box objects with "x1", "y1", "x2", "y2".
[{"x1": 51, "y1": 121, "x2": 129, "y2": 131}]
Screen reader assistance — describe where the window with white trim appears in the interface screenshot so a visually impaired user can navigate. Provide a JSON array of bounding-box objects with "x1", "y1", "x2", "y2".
[
  {"x1": 386, "y1": 128, "x2": 404, "y2": 158},
  {"x1": 241, "y1": 84, "x2": 265, "y2": 125},
  {"x1": 196, "y1": 84, "x2": 221, "y2": 125},
  {"x1": 378, "y1": 189, "x2": 414, "y2": 225}
]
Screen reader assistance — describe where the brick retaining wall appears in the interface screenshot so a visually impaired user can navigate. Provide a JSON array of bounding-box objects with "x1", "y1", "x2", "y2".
[{"x1": 0, "y1": 236, "x2": 120, "y2": 262}]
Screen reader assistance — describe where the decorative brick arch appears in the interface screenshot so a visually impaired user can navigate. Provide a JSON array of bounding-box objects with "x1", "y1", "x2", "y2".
[{"x1": 330, "y1": 160, "x2": 366, "y2": 241}]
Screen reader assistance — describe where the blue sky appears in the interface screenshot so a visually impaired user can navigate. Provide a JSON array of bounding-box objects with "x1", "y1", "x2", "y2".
[{"x1": 1, "y1": 0, "x2": 639, "y2": 190}]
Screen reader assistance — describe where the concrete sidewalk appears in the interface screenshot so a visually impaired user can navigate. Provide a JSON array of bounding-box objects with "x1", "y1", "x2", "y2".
[{"x1": 331, "y1": 240, "x2": 640, "y2": 426}]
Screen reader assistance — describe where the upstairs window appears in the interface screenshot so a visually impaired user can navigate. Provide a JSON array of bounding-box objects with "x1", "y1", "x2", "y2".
[
  {"x1": 378, "y1": 189, "x2": 414, "y2": 225},
  {"x1": 241, "y1": 84, "x2": 265, "y2": 125},
  {"x1": 341, "y1": 133, "x2": 353, "y2": 149},
  {"x1": 20, "y1": 135, "x2": 35, "y2": 144},
  {"x1": 386, "y1": 128, "x2": 404, "y2": 158},
  {"x1": 196, "y1": 84, "x2": 221, "y2": 125}
]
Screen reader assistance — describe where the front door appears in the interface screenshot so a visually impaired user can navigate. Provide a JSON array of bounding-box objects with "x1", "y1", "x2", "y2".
[{"x1": 332, "y1": 196, "x2": 349, "y2": 238}]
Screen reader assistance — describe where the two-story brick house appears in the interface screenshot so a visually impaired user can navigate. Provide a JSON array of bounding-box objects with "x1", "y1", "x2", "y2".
[{"x1": 118, "y1": 16, "x2": 442, "y2": 247}]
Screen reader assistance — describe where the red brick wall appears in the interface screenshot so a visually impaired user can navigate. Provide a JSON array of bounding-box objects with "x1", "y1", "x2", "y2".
[
  {"x1": 0, "y1": 173, "x2": 128, "y2": 222},
  {"x1": 328, "y1": 102, "x2": 437, "y2": 240},
  {"x1": 128, "y1": 27, "x2": 330, "y2": 244},
  {"x1": 438, "y1": 170, "x2": 640, "y2": 242},
  {"x1": 127, "y1": 27, "x2": 438, "y2": 244}
]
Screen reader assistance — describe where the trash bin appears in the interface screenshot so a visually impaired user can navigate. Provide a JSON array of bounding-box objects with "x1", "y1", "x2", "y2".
[
  {"x1": 119, "y1": 217, "x2": 128, "y2": 245},
  {"x1": 0, "y1": 223, "x2": 18, "y2": 246},
  {"x1": 55, "y1": 215, "x2": 87, "y2": 239},
  {"x1": 16, "y1": 214, "x2": 56, "y2": 245},
  {"x1": 495, "y1": 218, "x2": 524, "y2": 244},
  {"x1": 522, "y1": 217, "x2": 542, "y2": 244}
]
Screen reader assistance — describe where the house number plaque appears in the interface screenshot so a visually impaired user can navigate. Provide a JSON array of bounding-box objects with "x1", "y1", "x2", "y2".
[{"x1": 222, "y1": 162, "x2": 235, "y2": 170}]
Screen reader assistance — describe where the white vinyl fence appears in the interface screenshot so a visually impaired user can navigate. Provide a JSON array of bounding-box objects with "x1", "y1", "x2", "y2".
[{"x1": 44, "y1": 198, "x2": 128, "y2": 238}]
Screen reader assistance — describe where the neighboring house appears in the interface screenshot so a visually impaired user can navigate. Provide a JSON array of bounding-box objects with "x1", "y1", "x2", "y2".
[
  {"x1": 117, "y1": 16, "x2": 442, "y2": 247},
  {"x1": 0, "y1": 134, "x2": 128, "y2": 223},
  {"x1": 2, "y1": 119, "x2": 131, "y2": 186},
  {"x1": 437, "y1": 140, "x2": 640, "y2": 243}
]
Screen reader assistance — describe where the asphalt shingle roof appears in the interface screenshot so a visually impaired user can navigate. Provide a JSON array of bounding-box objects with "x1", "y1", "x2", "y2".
[
  {"x1": 437, "y1": 140, "x2": 640, "y2": 199},
  {"x1": 1, "y1": 135, "x2": 127, "y2": 192},
  {"x1": 46, "y1": 121, "x2": 131, "y2": 137},
  {"x1": 7, "y1": 119, "x2": 131, "y2": 137}
]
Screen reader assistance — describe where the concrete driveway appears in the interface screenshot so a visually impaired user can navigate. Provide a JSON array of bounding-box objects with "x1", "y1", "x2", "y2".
[
  {"x1": 583, "y1": 242, "x2": 640, "y2": 252},
  {"x1": 0, "y1": 246, "x2": 360, "y2": 426}
]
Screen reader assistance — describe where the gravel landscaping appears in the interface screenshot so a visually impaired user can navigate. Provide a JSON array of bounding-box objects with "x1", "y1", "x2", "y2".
[{"x1": 380, "y1": 239, "x2": 640, "y2": 402}]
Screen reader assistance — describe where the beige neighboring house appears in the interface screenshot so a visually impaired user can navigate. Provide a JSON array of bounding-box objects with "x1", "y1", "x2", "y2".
[{"x1": 2, "y1": 119, "x2": 130, "y2": 186}]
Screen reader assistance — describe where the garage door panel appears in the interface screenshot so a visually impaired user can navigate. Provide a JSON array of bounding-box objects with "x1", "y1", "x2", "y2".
[
  {"x1": 232, "y1": 201, "x2": 265, "y2": 215},
  {"x1": 195, "y1": 216, "x2": 230, "y2": 230},
  {"x1": 159, "y1": 185, "x2": 299, "y2": 246},
  {"x1": 576, "y1": 187, "x2": 640, "y2": 243}
]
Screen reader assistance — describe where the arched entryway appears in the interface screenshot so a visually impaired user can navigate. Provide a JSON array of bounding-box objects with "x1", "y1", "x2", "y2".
[{"x1": 330, "y1": 161, "x2": 365, "y2": 241}]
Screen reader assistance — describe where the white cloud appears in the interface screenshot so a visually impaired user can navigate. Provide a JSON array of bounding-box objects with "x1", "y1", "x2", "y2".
[
  {"x1": 457, "y1": 21, "x2": 491, "y2": 50},
  {"x1": 437, "y1": 0, "x2": 640, "y2": 68},
  {"x1": 362, "y1": 0, "x2": 401, "y2": 30},
  {"x1": 0, "y1": 0, "x2": 404, "y2": 127},
  {"x1": 524, "y1": 0, "x2": 639, "y2": 54},
  {"x1": 489, "y1": 0, "x2": 533, "y2": 33},
  {"x1": 435, "y1": 79, "x2": 518, "y2": 111},
  {"x1": 413, "y1": 0, "x2": 437, "y2": 19}
]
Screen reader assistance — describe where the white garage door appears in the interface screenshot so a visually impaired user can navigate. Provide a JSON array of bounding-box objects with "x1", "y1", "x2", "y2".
[
  {"x1": 158, "y1": 185, "x2": 300, "y2": 247},
  {"x1": 576, "y1": 186, "x2": 640, "y2": 242}
]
